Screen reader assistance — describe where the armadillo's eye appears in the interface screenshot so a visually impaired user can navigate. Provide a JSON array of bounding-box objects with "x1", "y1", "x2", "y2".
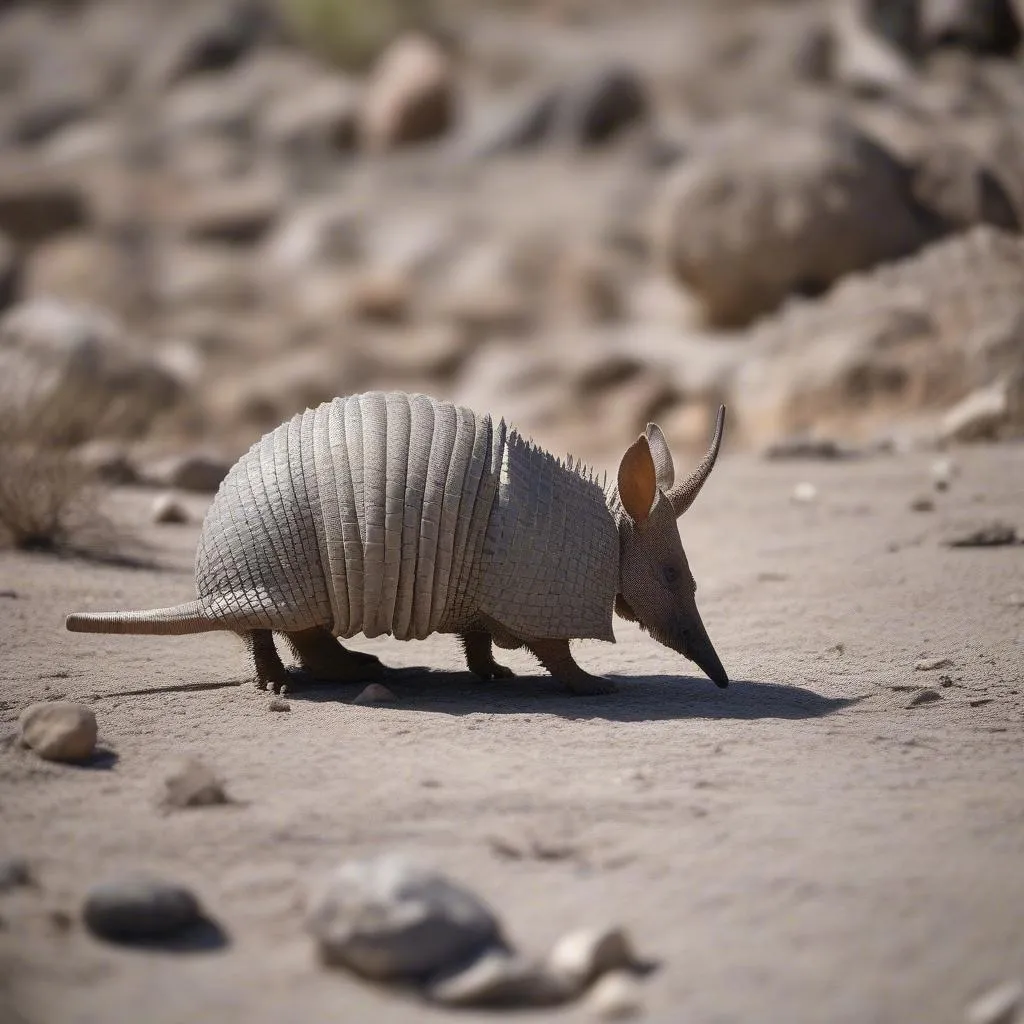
[{"x1": 661, "y1": 564, "x2": 679, "y2": 586}]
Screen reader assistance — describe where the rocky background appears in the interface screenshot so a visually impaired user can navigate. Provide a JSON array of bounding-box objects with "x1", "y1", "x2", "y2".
[{"x1": 1, "y1": 0, "x2": 1023, "y2": 481}]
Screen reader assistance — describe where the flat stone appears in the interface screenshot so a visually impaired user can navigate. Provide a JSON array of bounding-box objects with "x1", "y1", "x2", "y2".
[
  {"x1": 429, "y1": 949, "x2": 569, "y2": 1008},
  {"x1": 141, "y1": 452, "x2": 231, "y2": 493},
  {"x1": 19, "y1": 701, "x2": 97, "y2": 762},
  {"x1": 966, "y1": 980, "x2": 1023, "y2": 1024},
  {"x1": 547, "y1": 926, "x2": 637, "y2": 993},
  {"x1": 0, "y1": 857, "x2": 32, "y2": 892},
  {"x1": 915, "y1": 657, "x2": 953, "y2": 671},
  {"x1": 353, "y1": 684, "x2": 396, "y2": 705},
  {"x1": 585, "y1": 969, "x2": 644, "y2": 1020},
  {"x1": 306, "y1": 854, "x2": 502, "y2": 981},
  {"x1": 946, "y1": 522, "x2": 1018, "y2": 548},
  {"x1": 162, "y1": 759, "x2": 229, "y2": 809},
  {"x1": 906, "y1": 689, "x2": 943, "y2": 708},
  {"x1": 83, "y1": 875, "x2": 202, "y2": 941}
]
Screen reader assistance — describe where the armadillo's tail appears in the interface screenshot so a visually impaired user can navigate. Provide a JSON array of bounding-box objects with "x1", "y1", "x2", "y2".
[{"x1": 66, "y1": 600, "x2": 220, "y2": 636}]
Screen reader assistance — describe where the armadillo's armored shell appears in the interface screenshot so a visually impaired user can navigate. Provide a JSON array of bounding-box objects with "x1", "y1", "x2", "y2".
[{"x1": 194, "y1": 391, "x2": 618, "y2": 642}]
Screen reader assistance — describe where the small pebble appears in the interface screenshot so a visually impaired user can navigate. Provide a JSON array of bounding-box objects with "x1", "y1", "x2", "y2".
[
  {"x1": 915, "y1": 657, "x2": 953, "y2": 672},
  {"x1": 547, "y1": 926, "x2": 636, "y2": 993},
  {"x1": 0, "y1": 856, "x2": 32, "y2": 892},
  {"x1": 947, "y1": 522, "x2": 1018, "y2": 548},
  {"x1": 931, "y1": 457, "x2": 957, "y2": 491},
  {"x1": 906, "y1": 689, "x2": 942, "y2": 708},
  {"x1": 910, "y1": 496, "x2": 935, "y2": 512},
  {"x1": 83, "y1": 875, "x2": 202, "y2": 942},
  {"x1": 585, "y1": 969, "x2": 643, "y2": 1020},
  {"x1": 151, "y1": 492, "x2": 190, "y2": 525},
  {"x1": 162, "y1": 759, "x2": 228, "y2": 809},
  {"x1": 791, "y1": 482, "x2": 818, "y2": 504},
  {"x1": 353, "y1": 683, "x2": 397, "y2": 705},
  {"x1": 268, "y1": 698, "x2": 291, "y2": 712},
  {"x1": 966, "y1": 980, "x2": 1023, "y2": 1024},
  {"x1": 19, "y1": 701, "x2": 97, "y2": 762}
]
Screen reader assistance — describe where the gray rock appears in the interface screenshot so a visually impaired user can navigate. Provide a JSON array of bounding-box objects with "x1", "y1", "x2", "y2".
[
  {"x1": 353, "y1": 684, "x2": 397, "y2": 705},
  {"x1": 306, "y1": 854, "x2": 502, "y2": 981},
  {"x1": 941, "y1": 380, "x2": 1019, "y2": 443},
  {"x1": 162, "y1": 759, "x2": 228, "y2": 809},
  {"x1": 19, "y1": 701, "x2": 97, "y2": 763},
  {"x1": 946, "y1": 521, "x2": 1019, "y2": 547},
  {"x1": 83, "y1": 875, "x2": 202, "y2": 941},
  {"x1": 657, "y1": 114, "x2": 940, "y2": 327},
  {"x1": 906, "y1": 688, "x2": 943, "y2": 707},
  {"x1": 915, "y1": 657, "x2": 953, "y2": 671},
  {"x1": 0, "y1": 856, "x2": 32, "y2": 892},
  {"x1": 141, "y1": 452, "x2": 231, "y2": 493},
  {"x1": 268, "y1": 698, "x2": 290, "y2": 712}
]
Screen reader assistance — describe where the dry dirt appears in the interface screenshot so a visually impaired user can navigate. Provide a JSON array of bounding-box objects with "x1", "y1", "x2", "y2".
[{"x1": 1, "y1": 443, "x2": 1023, "y2": 1024}]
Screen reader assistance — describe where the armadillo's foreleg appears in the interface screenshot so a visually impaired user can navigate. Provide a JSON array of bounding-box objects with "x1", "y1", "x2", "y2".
[
  {"x1": 525, "y1": 638, "x2": 618, "y2": 696},
  {"x1": 459, "y1": 630, "x2": 515, "y2": 680},
  {"x1": 245, "y1": 630, "x2": 289, "y2": 694},
  {"x1": 285, "y1": 626, "x2": 384, "y2": 683}
]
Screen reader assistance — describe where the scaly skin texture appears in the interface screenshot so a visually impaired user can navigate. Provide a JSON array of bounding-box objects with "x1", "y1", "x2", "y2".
[{"x1": 66, "y1": 391, "x2": 730, "y2": 694}]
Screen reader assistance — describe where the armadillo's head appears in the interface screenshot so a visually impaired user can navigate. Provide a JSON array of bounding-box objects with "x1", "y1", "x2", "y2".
[{"x1": 611, "y1": 407, "x2": 728, "y2": 688}]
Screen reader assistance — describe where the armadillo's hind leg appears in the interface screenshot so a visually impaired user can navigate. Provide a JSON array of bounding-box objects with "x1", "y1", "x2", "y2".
[
  {"x1": 245, "y1": 630, "x2": 289, "y2": 694},
  {"x1": 285, "y1": 626, "x2": 384, "y2": 683},
  {"x1": 459, "y1": 630, "x2": 515, "y2": 681},
  {"x1": 526, "y1": 638, "x2": 617, "y2": 696}
]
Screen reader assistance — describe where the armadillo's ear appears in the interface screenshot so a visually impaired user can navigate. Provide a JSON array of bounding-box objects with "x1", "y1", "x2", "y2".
[
  {"x1": 644, "y1": 423, "x2": 675, "y2": 492},
  {"x1": 617, "y1": 435, "x2": 657, "y2": 525}
]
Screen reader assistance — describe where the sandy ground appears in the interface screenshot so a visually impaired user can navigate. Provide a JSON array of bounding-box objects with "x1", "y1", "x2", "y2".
[{"x1": 1, "y1": 444, "x2": 1023, "y2": 1024}]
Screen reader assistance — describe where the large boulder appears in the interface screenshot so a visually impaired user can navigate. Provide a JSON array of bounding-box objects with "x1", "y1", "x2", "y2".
[
  {"x1": 729, "y1": 226, "x2": 1024, "y2": 446},
  {"x1": 358, "y1": 34, "x2": 456, "y2": 152},
  {"x1": 0, "y1": 299, "x2": 181, "y2": 445},
  {"x1": 655, "y1": 114, "x2": 943, "y2": 327}
]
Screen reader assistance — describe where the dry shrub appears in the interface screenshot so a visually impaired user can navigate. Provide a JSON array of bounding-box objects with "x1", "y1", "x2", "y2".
[
  {"x1": 276, "y1": 0, "x2": 436, "y2": 70},
  {"x1": 0, "y1": 412, "x2": 144, "y2": 565}
]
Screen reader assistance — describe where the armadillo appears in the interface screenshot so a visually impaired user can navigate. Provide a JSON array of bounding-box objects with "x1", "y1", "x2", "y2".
[{"x1": 66, "y1": 390, "x2": 728, "y2": 695}]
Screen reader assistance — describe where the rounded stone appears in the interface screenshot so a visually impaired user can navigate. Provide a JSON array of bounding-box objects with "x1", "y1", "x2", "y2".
[
  {"x1": 306, "y1": 854, "x2": 502, "y2": 981},
  {"x1": 19, "y1": 701, "x2": 97, "y2": 762},
  {"x1": 83, "y1": 875, "x2": 202, "y2": 941}
]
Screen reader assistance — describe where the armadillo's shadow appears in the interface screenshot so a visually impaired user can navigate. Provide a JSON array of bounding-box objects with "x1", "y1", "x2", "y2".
[{"x1": 289, "y1": 670, "x2": 855, "y2": 722}]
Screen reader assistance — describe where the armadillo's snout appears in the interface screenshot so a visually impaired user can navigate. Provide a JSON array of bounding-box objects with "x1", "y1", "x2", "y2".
[{"x1": 683, "y1": 620, "x2": 729, "y2": 689}]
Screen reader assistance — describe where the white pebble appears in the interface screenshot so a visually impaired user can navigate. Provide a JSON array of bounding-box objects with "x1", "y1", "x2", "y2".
[
  {"x1": 585, "y1": 970, "x2": 643, "y2": 1020},
  {"x1": 353, "y1": 683, "x2": 396, "y2": 704},
  {"x1": 791, "y1": 481, "x2": 818, "y2": 504},
  {"x1": 931, "y1": 457, "x2": 958, "y2": 491},
  {"x1": 151, "y1": 492, "x2": 189, "y2": 524},
  {"x1": 966, "y1": 981, "x2": 1023, "y2": 1024}
]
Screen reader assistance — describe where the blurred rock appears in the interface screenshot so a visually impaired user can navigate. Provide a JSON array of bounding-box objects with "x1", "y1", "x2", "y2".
[
  {"x1": 559, "y1": 65, "x2": 649, "y2": 148},
  {"x1": 429, "y1": 950, "x2": 568, "y2": 1008},
  {"x1": 730, "y1": 227, "x2": 1024, "y2": 445},
  {"x1": 911, "y1": 143, "x2": 1020, "y2": 231},
  {"x1": 83, "y1": 875, "x2": 203, "y2": 942},
  {"x1": 140, "y1": 452, "x2": 230, "y2": 493},
  {"x1": 19, "y1": 701, "x2": 97, "y2": 763},
  {"x1": 151, "y1": 492, "x2": 190, "y2": 525},
  {"x1": 829, "y1": 0, "x2": 920, "y2": 93},
  {"x1": 0, "y1": 165, "x2": 87, "y2": 246},
  {"x1": 359, "y1": 34, "x2": 456, "y2": 152},
  {"x1": 156, "y1": 243, "x2": 258, "y2": 310},
  {"x1": 24, "y1": 233, "x2": 124, "y2": 311},
  {"x1": 306, "y1": 854, "x2": 503, "y2": 981},
  {"x1": 162, "y1": 758, "x2": 228, "y2": 808},
  {"x1": 173, "y1": 177, "x2": 283, "y2": 246},
  {"x1": 552, "y1": 245, "x2": 626, "y2": 325},
  {"x1": 346, "y1": 268, "x2": 413, "y2": 324},
  {"x1": 922, "y1": 0, "x2": 1022, "y2": 53},
  {"x1": 657, "y1": 115, "x2": 941, "y2": 327},
  {"x1": 966, "y1": 979, "x2": 1024, "y2": 1024},
  {"x1": 75, "y1": 439, "x2": 137, "y2": 485},
  {"x1": 546, "y1": 926, "x2": 636, "y2": 993},
  {"x1": 353, "y1": 683, "x2": 397, "y2": 705},
  {"x1": 585, "y1": 969, "x2": 644, "y2": 1020},
  {"x1": 0, "y1": 231, "x2": 20, "y2": 312},
  {"x1": 141, "y1": 0, "x2": 278, "y2": 88},
  {"x1": 941, "y1": 378, "x2": 1022, "y2": 441},
  {"x1": 259, "y1": 76, "x2": 360, "y2": 158},
  {"x1": 0, "y1": 299, "x2": 181, "y2": 445}
]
